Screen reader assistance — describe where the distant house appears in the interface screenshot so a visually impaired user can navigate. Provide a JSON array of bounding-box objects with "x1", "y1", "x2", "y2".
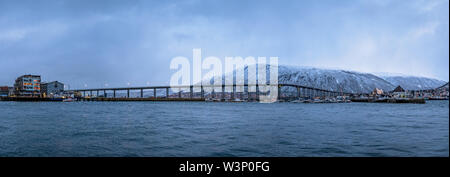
[
  {"x1": 393, "y1": 86, "x2": 405, "y2": 92},
  {"x1": 372, "y1": 88, "x2": 384, "y2": 95},
  {"x1": 41, "y1": 81, "x2": 65, "y2": 97},
  {"x1": 392, "y1": 85, "x2": 408, "y2": 98}
]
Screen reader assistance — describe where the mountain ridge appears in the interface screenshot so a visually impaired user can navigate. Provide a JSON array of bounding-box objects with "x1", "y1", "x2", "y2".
[{"x1": 212, "y1": 65, "x2": 447, "y2": 93}]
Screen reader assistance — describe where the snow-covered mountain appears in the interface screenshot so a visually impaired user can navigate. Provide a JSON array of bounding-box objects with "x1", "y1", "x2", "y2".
[
  {"x1": 374, "y1": 75, "x2": 446, "y2": 90},
  {"x1": 277, "y1": 66, "x2": 396, "y2": 93},
  {"x1": 206, "y1": 65, "x2": 445, "y2": 94}
]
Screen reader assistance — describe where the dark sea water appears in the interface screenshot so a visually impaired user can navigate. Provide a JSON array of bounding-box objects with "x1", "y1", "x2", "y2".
[{"x1": 0, "y1": 101, "x2": 448, "y2": 157}]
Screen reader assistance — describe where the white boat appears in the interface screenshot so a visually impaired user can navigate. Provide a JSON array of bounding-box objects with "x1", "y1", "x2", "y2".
[
  {"x1": 63, "y1": 98, "x2": 75, "y2": 102},
  {"x1": 232, "y1": 98, "x2": 245, "y2": 102}
]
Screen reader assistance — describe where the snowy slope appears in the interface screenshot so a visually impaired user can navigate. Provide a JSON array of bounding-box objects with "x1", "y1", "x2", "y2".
[
  {"x1": 375, "y1": 75, "x2": 446, "y2": 90},
  {"x1": 198, "y1": 65, "x2": 446, "y2": 94},
  {"x1": 277, "y1": 66, "x2": 395, "y2": 93},
  {"x1": 202, "y1": 65, "x2": 394, "y2": 94}
]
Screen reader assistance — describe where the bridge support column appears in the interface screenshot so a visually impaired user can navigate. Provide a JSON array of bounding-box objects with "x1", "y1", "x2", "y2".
[
  {"x1": 154, "y1": 88, "x2": 156, "y2": 98},
  {"x1": 231, "y1": 85, "x2": 235, "y2": 100},
  {"x1": 113, "y1": 90, "x2": 116, "y2": 98},
  {"x1": 179, "y1": 89, "x2": 182, "y2": 98},
  {"x1": 222, "y1": 85, "x2": 225, "y2": 100},
  {"x1": 127, "y1": 89, "x2": 130, "y2": 98},
  {"x1": 244, "y1": 86, "x2": 248, "y2": 100},
  {"x1": 256, "y1": 85, "x2": 260, "y2": 101},
  {"x1": 190, "y1": 86, "x2": 193, "y2": 99},
  {"x1": 278, "y1": 85, "x2": 281, "y2": 101},
  {"x1": 299, "y1": 88, "x2": 302, "y2": 98},
  {"x1": 141, "y1": 89, "x2": 143, "y2": 98},
  {"x1": 201, "y1": 86, "x2": 204, "y2": 99},
  {"x1": 166, "y1": 88, "x2": 169, "y2": 98},
  {"x1": 297, "y1": 87, "x2": 300, "y2": 99},
  {"x1": 97, "y1": 90, "x2": 99, "y2": 97}
]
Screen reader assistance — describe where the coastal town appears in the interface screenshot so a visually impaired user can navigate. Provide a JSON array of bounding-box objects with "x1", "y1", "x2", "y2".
[{"x1": 0, "y1": 74, "x2": 448, "y2": 103}]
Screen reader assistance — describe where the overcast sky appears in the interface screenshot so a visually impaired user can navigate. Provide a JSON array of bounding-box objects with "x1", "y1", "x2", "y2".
[{"x1": 0, "y1": 0, "x2": 448, "y2": 88}]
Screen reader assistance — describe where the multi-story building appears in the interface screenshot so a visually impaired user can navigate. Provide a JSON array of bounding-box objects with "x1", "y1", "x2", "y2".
[
  {"x1": 41, "y1": 81, "x2": 64, "y2": 97},
  {"x1": 14, "y1": 75, "x2": 41, "y2": 96}
]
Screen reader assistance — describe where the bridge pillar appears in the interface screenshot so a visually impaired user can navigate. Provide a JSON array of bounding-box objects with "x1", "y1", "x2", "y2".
[
  {"x1": 256, "y1": 85, "x2": 260, "y2": 101},
  {"x1": 96, "y1": 90, "x2": 99, "y2": 97},
  {"x1": 153, "y1": 88, "x2": 156, "y2": 98},
  {"x1": 297, "y1": 87, "x2": 300, "y2": 99},
  {"x1": 104, "y1": 90, "x2": 106, "y2": 97},
  {"x1": 127, "y1": 89, "x2": 130, "y2": 98},
  {"x1": 222, "y1": 85, "x2": 225, "y2": 100},
  {"x1": 278, "y1": 85, "x2": 281, "y2": 101},
  {"x1": 190, "y1": 86, "x2": 193, "y2": 98},
  {"x1": 113, "y1": 90, "x2": 116, "y2": 98},
  {"x1": 166, "y1": 88, "x2": 169, "y2": 98},
  {"x1": 299, "y1": 88, "x2": 303, "y2": 98},
  {"x1": 244, "y1": 86, "x2": 248, "y2": 100},
  {"x1": 231, "y1": 85, "x2": 235, "y2": 100},
  {"x1": 201, "y1": 86, "x2": 204, "y2": 99},
  {"x1": 90, "y1": 90, "x2": 93, "y2": 97},
  {"x1": 179, "y1": 89, "x2": 182, "y2": 98},
  {"x1": 140, "y1": 89, "x2": 144, "y2": 98}
]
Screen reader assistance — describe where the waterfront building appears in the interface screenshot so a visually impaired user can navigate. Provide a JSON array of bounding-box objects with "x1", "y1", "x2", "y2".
[
  {"x1": 391, "y1": 85, "x2": 408, "y2": 98},
  {"x1": 0, "y1": 86, "x2": 9, "y2": 97},
  {"x1": 41, "y1": 81, "x2": 65, "y2": 97},
  {"x1": 371, "y1": 88, "x2": 384, "y2": 95},
  {"x1": 8, "y1": 87, "x2": 13, "y2": 96},
  {"x1": 14, "y1": 75, "x2": 41, "y2": 96}
]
